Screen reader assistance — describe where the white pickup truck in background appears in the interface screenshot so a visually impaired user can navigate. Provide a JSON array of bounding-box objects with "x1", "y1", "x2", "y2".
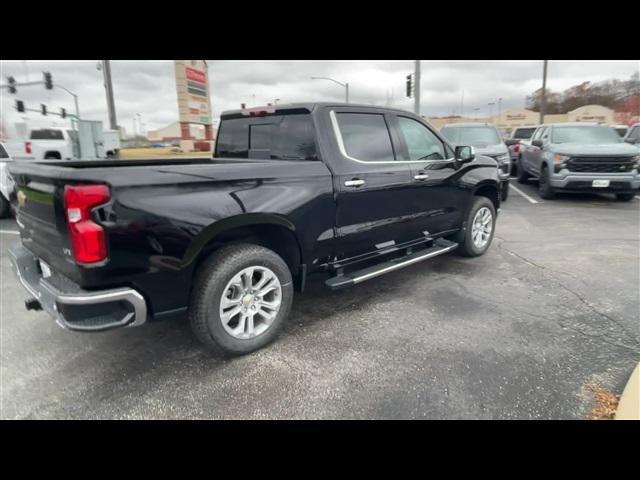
[
  {"x1": 0, "y1": 143, "x2": 16, "y2": 218},
  {"x1": 5, "y1": 124, "x2": 120, "y2": 161}
]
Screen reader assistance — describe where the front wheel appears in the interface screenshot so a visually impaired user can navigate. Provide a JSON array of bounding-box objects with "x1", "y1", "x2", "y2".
[
  {"x1": 516, "y1": 157, "x2": 529, "y2": 184},
  {"x1": 615, "y1": 193, "x2": 636, "y2": 202},
  {"x1": 538, "y1": 165, "x2": 556, "y2": 199},
  {"x1": 189, "y1": 243, "x2": 293, "y2": 356},
  {"x1": 455, "y1": 196, "x2": 496, "y2": 257}
]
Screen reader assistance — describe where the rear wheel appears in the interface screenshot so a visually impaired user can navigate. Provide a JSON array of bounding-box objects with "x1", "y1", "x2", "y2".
[
  {"x1": 516, "y1": 157, "x2": 529, "y2": 184},
  {"x1": 538, "y1": 165, "x2": 556, "y2": 199},
  {"x1": 455, "y1": 196, "x2": 496, "y2": 257},
  {"x1": 189, "y1": 243, "x2": 293, "y2": 356},
  {"x1": 615, "y1": 193, "x2": 636, "y2": 202}
]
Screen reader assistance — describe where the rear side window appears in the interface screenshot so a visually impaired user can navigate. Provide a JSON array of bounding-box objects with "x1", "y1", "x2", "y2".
[
  {"x1": 0, "y1": 144, "x2": 8, "y2": 158},
  {"x1": 30, "y1": 129, "x2": 64, "y2": 140},
  {"x1": 336, "y1": 113, "x2": 395, "y2": 162},
  {"x1": 629, "y1": 126, "x2": 640, "y2": 141},
  {"x1": 216, "y1": 114, "x2": 317, "y2": 160}
]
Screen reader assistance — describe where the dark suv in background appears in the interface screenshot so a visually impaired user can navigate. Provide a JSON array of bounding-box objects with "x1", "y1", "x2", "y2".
[
  {"x1": 440, "y1": 123, "x2": 511, "y2": 201},
  {"x1": 517, "y1": 122, "x2": 640, "y2": 200}
]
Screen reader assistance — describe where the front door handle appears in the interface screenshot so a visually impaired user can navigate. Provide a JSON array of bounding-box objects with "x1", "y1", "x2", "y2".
[
  {"x1": 414, "y1": 174, "x2": 429, "y2": 180},
  {"x1": 345, "y1": 179, "x2": 365, "y2": 187}
]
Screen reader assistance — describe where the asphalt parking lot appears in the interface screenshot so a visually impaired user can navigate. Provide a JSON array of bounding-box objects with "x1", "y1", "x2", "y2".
[{"x1": 1, "y1": 179, "x2": 638, "y2": 419}]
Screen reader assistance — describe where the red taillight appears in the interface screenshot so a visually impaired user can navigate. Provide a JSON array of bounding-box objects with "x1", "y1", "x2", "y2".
[
  {"x1": 64, "y1": 184, "x2": 111, "y2": 264},
  {"x1": 514, "y1": 144, "x2": 520, "y2": 153},
  {"x1": 25, "y1": 142, "x2": 32, "y2": 154}
]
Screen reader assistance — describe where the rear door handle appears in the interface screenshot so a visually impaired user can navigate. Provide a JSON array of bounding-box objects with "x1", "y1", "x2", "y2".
[
  {"x1": 414, "y1": 174, "x2": 429, "y2": 180},
  {"x1": 345, "y1": 179, "x2": 365, "y2": 187}
]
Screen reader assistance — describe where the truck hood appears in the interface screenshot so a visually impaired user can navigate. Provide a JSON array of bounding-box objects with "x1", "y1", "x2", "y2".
[{"x1": 549, "y1": 143, "x2": 639, "y2": 157}]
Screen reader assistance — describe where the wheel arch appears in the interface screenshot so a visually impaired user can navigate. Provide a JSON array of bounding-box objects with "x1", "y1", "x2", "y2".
[{"x1": 184, "y1": 213, "x2": 306, "y2": 291}]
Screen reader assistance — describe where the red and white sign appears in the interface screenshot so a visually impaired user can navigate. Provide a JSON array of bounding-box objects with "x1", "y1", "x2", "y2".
[{"x1": 186, "y1": 67, "x2": 206, "y2": 84}]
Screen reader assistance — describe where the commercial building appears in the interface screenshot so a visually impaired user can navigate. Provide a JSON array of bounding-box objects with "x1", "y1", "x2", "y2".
[
  {"x1": 427, "y1": 104, "x2": 624, "y2": 136},
  {"x1": 147, "y1": 121, "x2": 215, "y2": 145}
]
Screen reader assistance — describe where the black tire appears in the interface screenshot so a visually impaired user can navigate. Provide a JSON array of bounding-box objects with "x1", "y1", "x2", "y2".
[
  {"x1": 0, "y1": 194, "x2": 10, "y2": 219},
  {"x1": 455, "y1": 196, "x2": 496, "y2": 257},
  {"x1": 510, "y1": 162, "x2": 517, "y2": 177},
  {"x1": 501, "y1": 182, "x2": 509, "y2": 202},
  {"x1": 516, "y1": 157, "x2": 529, "y2": 184},
  {"x1": 615, "y1": 193, "x2": 635, "y2": 202},
  {"x1": 189, "y1": 243, "x2": 293, "y2": 356},
  {"x1": 538, "y1": 165, "x2": 556, "y2": 199}
]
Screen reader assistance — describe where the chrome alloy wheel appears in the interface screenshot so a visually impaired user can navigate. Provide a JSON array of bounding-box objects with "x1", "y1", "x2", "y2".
[
  {"x1": 471, "y1": 207, "x2": 493, "y2": 249},
  {"x1": 219, "y1": 266, "x2": 282, "y2": 339}
]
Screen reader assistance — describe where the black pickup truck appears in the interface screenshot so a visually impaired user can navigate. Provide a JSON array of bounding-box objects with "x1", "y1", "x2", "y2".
[{"x1": 9, "y1": 103, "x2": 502, "y2": 355}]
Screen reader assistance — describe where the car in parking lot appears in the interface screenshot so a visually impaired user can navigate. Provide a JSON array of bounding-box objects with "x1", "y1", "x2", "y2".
[
  {"x1": 0, "y1": 143, "x2": 16, "y2": 218},
  {"x1": 517, "y1": 122, "x2": 640, "y2": 200},
  {"x1": 8, "y1": 103, "x2": 502, "y2": 356},
  {"x1": 440, "y1": 123, "x2": 511, "y2": 201},
  {"x1": 505, "y1": 126, "x2": 537, "y2": 175},
  {"x1": 623, "y1": 123, "x2": 640, "y2": 149}
]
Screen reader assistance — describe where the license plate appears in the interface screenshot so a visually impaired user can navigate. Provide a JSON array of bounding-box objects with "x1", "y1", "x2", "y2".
[
  {"x1": 592, "y1": 179, "x2": 610, "y2": 188},
  {"x1": 39, "y1": 260, "x2": 51, "y2": 278}
]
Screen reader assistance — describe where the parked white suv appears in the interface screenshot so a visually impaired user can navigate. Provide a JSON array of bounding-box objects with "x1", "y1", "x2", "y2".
[{"x1": 0, "y1": 143, "x2": 15, "y2": 218}]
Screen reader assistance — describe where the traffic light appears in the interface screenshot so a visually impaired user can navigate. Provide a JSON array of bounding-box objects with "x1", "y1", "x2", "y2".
[
  {"x1": 41, "y1": 104, "x2": 47, "y2": 115},
  {"x1": 406, "y1": 74, "x2": 413, "y2": 98},
  {"x1": 43, "y1": 72, "x2": 53, "y2": 90},
  {"x1": 60, "y1": 108, "x2": 67, "y2": 119},
  {"x1": 16, "y1": 100, "x2": 25, "y2": 112},
  {"x1": 8, "y1": 76, "x2": 17, "y2": 94}
]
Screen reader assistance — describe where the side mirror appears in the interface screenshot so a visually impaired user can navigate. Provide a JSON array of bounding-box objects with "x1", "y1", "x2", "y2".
[
  {"x1": 532, "y1": 139, "x2": 543, "y2": 148},
  {"x1": 455, "y1": 145, "x2": 475, "y2": 164},
  {"x1": 505, "y1": 139, "x2": 518, "y2": 146},
  {"x1": 624, "y1": 138, "x2": 637, "y2": 144}
]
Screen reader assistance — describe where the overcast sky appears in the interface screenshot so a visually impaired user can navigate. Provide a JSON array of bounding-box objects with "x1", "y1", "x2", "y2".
[{"x1": 1, "y1": 60, "x2": 638, "y2": 137}]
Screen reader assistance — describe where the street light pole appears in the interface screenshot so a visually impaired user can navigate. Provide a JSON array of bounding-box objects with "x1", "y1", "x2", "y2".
[
  {"x1": 414, "y1": 60, "x2": 421, "y2": 115},
  {"x1": 311, "y1": 76, "x2": 349, "y2": 103},
  {"x1": 101, "y1": 60, "x2": 118, "y2": 131},
  {"x1": 540, "y1": 60, "x2": 548, "y2": 125}
]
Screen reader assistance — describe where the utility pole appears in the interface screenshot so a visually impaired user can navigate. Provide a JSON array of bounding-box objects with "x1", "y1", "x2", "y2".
[
  {"x1": 414, "y1": 60, "x2": 421, "y2": 115},
  {"x1": 101, "y1": 60, "x2": 118, "y2": 131},
  {"x1": 460, "y1": 89, "x2": 464, "y2": 117},
  {"x1": 539, "y1": 60, "x2": 548, "y2": 125},
  {"x1": 498, "y1": 97, "x2": 502, "y2": 126}
]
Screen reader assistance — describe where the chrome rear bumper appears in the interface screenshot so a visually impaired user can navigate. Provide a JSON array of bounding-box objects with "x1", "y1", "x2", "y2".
[{"x1": 9, "y1": 244, "x2": 147, "y2": 332}]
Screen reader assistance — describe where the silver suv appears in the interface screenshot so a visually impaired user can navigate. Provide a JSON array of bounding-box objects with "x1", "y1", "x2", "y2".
[{"x1": 517, "y1": 122, "x2": 640, "y2": 201}]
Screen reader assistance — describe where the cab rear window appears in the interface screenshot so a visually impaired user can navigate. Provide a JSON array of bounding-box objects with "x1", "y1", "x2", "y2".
[{"x1": 215, "y1": 114, "x2": 317, "y2": 161}]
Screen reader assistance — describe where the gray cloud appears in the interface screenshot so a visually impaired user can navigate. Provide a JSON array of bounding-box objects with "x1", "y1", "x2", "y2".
[{"x1": 1, "y1": 60, "x2": 638, "y2": 138}]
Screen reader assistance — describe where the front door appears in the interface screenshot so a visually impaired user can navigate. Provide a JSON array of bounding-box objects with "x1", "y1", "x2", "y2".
[{"x1": 392, "y1": 114, "x2": 467, "y2": 237}]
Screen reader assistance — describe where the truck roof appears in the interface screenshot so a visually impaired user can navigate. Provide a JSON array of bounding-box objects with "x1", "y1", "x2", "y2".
[
  {"x1": 220, "y1": 102, "x2": 417, "y2": 118},
  {"x1": 440, "y1": 123, "x2": 496, "y2": 128},
  {"x1": 541, "y1": 122, "x2": 601, "y2": 128}
]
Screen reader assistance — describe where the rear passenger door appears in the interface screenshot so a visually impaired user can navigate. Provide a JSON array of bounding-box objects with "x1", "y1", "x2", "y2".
[
  {"x1": 524, "y1": 126, "x2": 546, "y2": 174},
  {"x1": 326, "y1": 108, "x2": 416, "y2": 260}
]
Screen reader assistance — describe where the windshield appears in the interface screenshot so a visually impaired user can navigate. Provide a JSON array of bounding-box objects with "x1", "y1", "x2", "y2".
[
  {"x1": 551, "y1": 126, "x2": 623, "y2": 144},
  {"x1": 513, "y1": 128, "x2": 536, "y2": 140},
  {"x1": 440, "y1": 126, "x2": 501, "y2": 147},
  {"x1": 615, "y1": 127, "x2": 628, "y2": 137}
]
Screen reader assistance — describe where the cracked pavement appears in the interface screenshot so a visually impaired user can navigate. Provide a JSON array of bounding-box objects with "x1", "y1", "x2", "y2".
[{"x1": 1, "y1": 181, "x2": 638, "y2": 419}]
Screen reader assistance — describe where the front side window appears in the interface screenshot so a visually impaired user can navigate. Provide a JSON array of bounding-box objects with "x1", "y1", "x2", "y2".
[
  {"x1": 532, "y1": 127, "x2": 546, "y2": 142},
  {"x1": 0, "y1": 144, "x2": 8, "y2": 159},
  {"x1": 397, "y1": 117, "x2": 446, "y2": 161},
  {"x1": 628, "y1": 126, "x2": 640, "y2": 141},
  {"x1": 336, "y1": 113, "x2": 395, "y2": 162}
]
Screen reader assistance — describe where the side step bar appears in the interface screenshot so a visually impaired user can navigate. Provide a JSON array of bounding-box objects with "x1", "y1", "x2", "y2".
[{"x1": 325, "y1": 238, "x2": 458, "y2": 290}]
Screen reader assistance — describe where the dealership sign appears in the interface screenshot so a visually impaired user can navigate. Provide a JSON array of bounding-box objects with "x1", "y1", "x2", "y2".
[{"x1": 175, "y1": 60, "x2": 211, "y2": 125}]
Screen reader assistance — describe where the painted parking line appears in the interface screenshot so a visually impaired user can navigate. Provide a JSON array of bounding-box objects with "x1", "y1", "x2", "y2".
[
  {"x1": 509, "y1": 184, "x2": 539, "y2": 204},
  {"x1": 0, "y1": 230, "x2": 20, "y2": 235}
]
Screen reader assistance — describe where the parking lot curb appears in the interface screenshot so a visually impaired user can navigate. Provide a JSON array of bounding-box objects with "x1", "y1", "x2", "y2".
[{"x1": 615, "y1": 362, "x2": 640, "y2": 420}]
